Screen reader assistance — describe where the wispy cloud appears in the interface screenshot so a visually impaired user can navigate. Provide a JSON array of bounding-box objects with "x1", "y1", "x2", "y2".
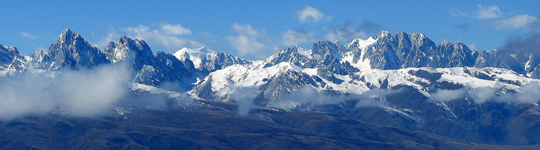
[
  {"x1": 19, "y1": 31, "x2": 36, "y2": 39},
  {"x1": 324, "y1": 22, "x2": 367, "y2": 42},
  {"x1": 449, "y1": 5, "x2": 503, "y2": 20},
  {"x1": 449, "y1": 4, "x2": 539, "y2": 31},
  {"x1": 467, "y1": 43, "x2": 479, "y2": 51},
  {"x1": 448, "y1": 9, "x2": 469, "y2": 18},
  {"x1": 94, "y1": 29, "x2": 119, "y2": 49},
  {"x1": 295, "y1": 6, "x2": 332, "y2": 23},
  {"x1": 282, "y1": 29, "x2": 314, "y2": 47},
  {"x1": 227, "y1": 23, "x2": 276, "y2": 58},
  {"x1": 227, "y1": 23, "x2": 316, "y2": 59},
  {"x1": 472, "y1": 5, "x2": 503, "y2": 19},
  {"x1": 359, "y1": 19, "x2": 382, "y2": 35},
  {"x1": 122, "y1": 23, "x2": 204, "y2": 52},
  {"x1": 269, "y1": 86, "x2": 401, "y2": 110},
  {"x1": 490, "y1": 14, "x2": 540, "y2": 30},
  {"x1": 428, "y1": 81, "x2": 540, "y2": 104},
  {"x1": 160, "y1": 23, "x2": 192, "y2": 35},
  {"x1": 228, "y1": 86, "x2": 259, "y2": 117}
]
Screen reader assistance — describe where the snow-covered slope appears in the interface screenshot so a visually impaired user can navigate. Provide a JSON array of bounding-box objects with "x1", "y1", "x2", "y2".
[
  {"x1": 3, "y1": 29, "x2": 540, "y2": 144},
  {"x1": 190, "y1": 61, "x2": 538, "y2": 105},
  {"x1": 173, "y1": 47, "x2": 250, "y2": 74}
]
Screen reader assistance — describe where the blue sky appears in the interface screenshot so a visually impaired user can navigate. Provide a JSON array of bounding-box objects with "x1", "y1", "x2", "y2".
[{"x1": 1, "y1": 1, "x2": 539, "y2": 60}]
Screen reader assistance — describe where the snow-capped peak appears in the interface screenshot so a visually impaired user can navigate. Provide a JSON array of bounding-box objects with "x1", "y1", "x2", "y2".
[
  {"x1": 173, "y1": 48, "x2": 193, "y2": 62},
  {"x1": 440, "y1": 39, "x2": 451, "y2": 45},
  {"x1": 58, "y1": 28, "x2": 81, "y2": 43},
  {"x1": 173, "y1": 47, "x2": 217, "y2": 69},
  {"x1": 297, "y1": 47, "x2": 312, "y2": 59},
  {"x1": 346, "y1": 37, "x2": 378, "y2": 49},
  {"x1": 375, "y1": 30, "x2": 391, "y2": 39}
]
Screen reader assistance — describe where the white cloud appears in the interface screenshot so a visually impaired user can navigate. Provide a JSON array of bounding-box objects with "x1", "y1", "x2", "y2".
[
  {"x1": 269, "y1": 86, "x2": 400, "y2": 110},
  {"x1": 94, "y1": 30, "x2": 119, "y2": 49},
  {"x1": 296, "y1": 6, "x2": 332, "y2": 23},
  {"x1": 491, "y1": 14, "x2": 540, "y2": 30},
  {"x1": 19, "y1": 31, "x2": 35, "y2": 39},
  {"x1": 468, "y1": 86, "x2": 499, "y2": 104},
  {"x1": 122, "y1": 23, "x2": 204, "y2": 52},
  {"x1": 228, "y1": 86, "x2": 259, "y2": 117},
  {"x1": 160, "y1": 23, "x2": 192, "y2": 35},
  {"x1": 472, "y1": 5, "x2": 503, "y2": 19},
  {"x1": 324, "y1": 23, "x2": 367, "y2": 42},
  {"x1": 232, "y1": 23, "x2": 261, "y2": 36},
  {"x1": 227, "y1": 23, "x2": 319, "y2": 58},
  {"x1": 227, "y1": 23, "x2": 279, "y2": 59},
  {"x1": 282, "y1": 29, "x2": 314, "y2": 47},
  {"x1": 228, "y1": 35, "x2": 266, "y2": 56},
  {"x1": 426, "y1": 81, "x2": 540, "y2": 104},
  {"x1": 449, "y1": 5, "x2": 503, "y2": 19},
  {"x1": 429, "y1": 88, "x2": 469, "y2": 102},
  {"x1": 0, "y1": 63, "x2": 130, "y2": 120},
  {"x1": 448, "y1": 9, "x2": 469, "y2": 18},
  {"x1": 468, "y1": 43, "x2": 478, "y2": 51},
  {"x1": 448, "y1": 5, "x2": 539, "y2": 31}
]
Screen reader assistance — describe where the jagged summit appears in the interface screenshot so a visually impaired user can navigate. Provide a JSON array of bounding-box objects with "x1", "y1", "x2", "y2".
[
  {"x1": 116, "y1": 35, "x2": 132, "y2": 43},
  {"x1": 374, "y1": 30, "x2": 391, "y2": 39},
  {"x1": 440, "y1": 39, "x2": 451, "y2": 45},
  {"x1": 0, "y1": 44, "x2": 22, "y2": 66},
  {"x1": 2, "y1": 29, "x2": 540, "y2": 148},
  {"x1": 409, "y1": 32, "x2": 427, "y2": 39},
  {"x1": 26, "y1": 29, "x2": 108, "y2": 70},
  {"x1": 5, "y1": 29, "x2": 537, "y2": 80},
  {"x1": 173, "y1": 47, "x2": 249, "y2": 73},
  {"x1": 105, "y1": 34, "x2": 153, "y2": 63},
  {"x1": 57, "y1": 28, "x2": 83, "y2": 44}
]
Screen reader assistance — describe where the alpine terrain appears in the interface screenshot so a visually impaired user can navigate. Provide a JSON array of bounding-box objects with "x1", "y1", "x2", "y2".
[{"x1": 1, "y1": 29, "x2": 540, "y2": 149}]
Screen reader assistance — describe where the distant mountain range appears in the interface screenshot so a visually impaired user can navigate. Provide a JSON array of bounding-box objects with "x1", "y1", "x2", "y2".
[{"x1": 2, "y1": 29, "x2": 540, "y2": 147}]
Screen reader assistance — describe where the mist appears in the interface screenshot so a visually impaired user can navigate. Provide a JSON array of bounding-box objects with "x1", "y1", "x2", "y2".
[
  {"x1": 270, "y1": 86, "x2": 401, "y2": 110},
  {"x1": 468, "y1": 86, "x2": 500, "y2": 103},
  {"x1": 428, "y1": 81, "x2": 540, "y2": 104},
  {"x1": 354, "y1": 88, "x2": 402, "y2": 108},
  {"x1": 228, "y1": 86, "x2": 259, "y2": 117},
  {"x1": 0, "y1": 63, "x2": 130, "y2": 120},
  {"x1": 428, "y1": 87, "x2": 470, "y2": 102},
  {"x1": 495, "y1": 81, "x2": 540, "y2": 103}
]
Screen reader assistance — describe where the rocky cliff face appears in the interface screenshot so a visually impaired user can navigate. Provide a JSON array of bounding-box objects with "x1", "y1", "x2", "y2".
[
  {"x1": 3, "y1": 29, "x2": 540, "y2": 145},
  {"x1": 360, "y1": 31, "x2": 478, "y2": 69},
  {"x1": 30, "y1": 29, "x2": 108, "y2": 70},
  {"x1": 173, "y1": 47, "x2": 250, "y2": 75}
]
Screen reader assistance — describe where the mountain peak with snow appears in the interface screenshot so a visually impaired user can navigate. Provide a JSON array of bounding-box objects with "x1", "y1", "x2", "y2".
[
  {"x1": 2, "y1": 29, "x2": 540, "y2": 147},
  {"x1": 173, "y1": 47, "x2": 249, "y2": 73},
  {"x1": 105, "y1": 34, "x2": 153, "y2": 63},
  {"x1": 57, "y1": 28, "x2": 83, "y2": 44},
  {"x1": 27, "y1": 29, "x2": 109, "y2": 70},
  {"x1": 373, "y1": 30, "x2": 391, "y2": 39}
]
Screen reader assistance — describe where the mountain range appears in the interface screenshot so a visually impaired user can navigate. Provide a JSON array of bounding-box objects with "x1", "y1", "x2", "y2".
[{"x1": 1, "y1": 29, "x2": 540, "y2": 149}]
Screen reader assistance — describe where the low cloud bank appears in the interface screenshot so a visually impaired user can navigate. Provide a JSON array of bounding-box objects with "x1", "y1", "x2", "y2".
[
  {"x1": 429, "y1": 87, "x2": 470, "y2": 102},
  {"x1": 228, "y1": 86, "x2": 259, "y2": 117},
  {"x1": 0, "y1": 63, "x2": 130, "y2": 120},
  {"x1": 270, "y1": 86, "x2": 401, "y2": 110},
  {"x1": 429, "y1": 81, "x2": 540, "y2": 104},
  {"x1": 273, "y1": 81, "x2": 540, "y2": 111}
]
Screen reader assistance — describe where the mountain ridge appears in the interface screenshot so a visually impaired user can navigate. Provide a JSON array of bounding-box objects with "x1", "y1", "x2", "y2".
[{"x1": 2, "y1": 29, "x2": 540, "y2": 146}]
